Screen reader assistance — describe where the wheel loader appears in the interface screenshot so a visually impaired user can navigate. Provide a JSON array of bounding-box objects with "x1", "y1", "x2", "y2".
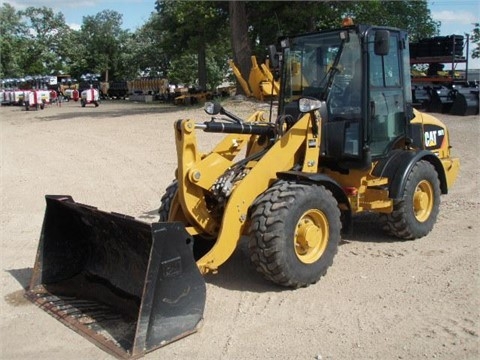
[{"x1": 25, "y1": 23, "x2": 459, "y2": 359}]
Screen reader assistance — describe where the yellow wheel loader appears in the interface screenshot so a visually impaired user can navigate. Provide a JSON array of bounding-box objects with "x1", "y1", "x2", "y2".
[{"x1": 25, "y1": 23, "x2": 459, "y2": 358}]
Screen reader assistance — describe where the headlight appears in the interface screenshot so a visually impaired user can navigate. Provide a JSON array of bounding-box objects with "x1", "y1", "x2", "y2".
[{"x1": 298, "y1": 97, "x2": 324, "y2": 113}]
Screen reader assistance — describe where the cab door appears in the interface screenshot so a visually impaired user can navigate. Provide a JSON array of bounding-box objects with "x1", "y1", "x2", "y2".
[{"x1": 367, "y1": 30, "x2": 407, "y2": 157}]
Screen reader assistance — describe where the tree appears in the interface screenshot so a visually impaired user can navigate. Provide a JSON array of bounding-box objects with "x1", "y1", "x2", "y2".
[
  {"x1": 19, "y1": 6, "x2": 75, "y2": 75},
  {"x1": 471, "y1": 23, "x2": 479, "y2": 59},
  {"x1": 154, "y1": 0, "x2": 230, "y2": 90},
  {"x1": 60, "y1": 30, "x2": 88, "y2": 80},
  {"x1": 80, "y1": 10, "x2": 129, "y2": 81},
  {"x1": 344, "y1": 0, "x2": 439, "y2": 42},
  {"x1": 113, "y1": 30, "x2": 139, "y2": 80},
  {"x1": 168, "y1": 44, "x2": 229, "y2": 90},
  {"x1": 0, "y1": 5, "x2": 81, "y2": 78},
  {"x1": 225, "y1": 0, "x2": 439, "y2": 93},
  {"x1": 0, "y1": 0, "x2": 441, "y2": 88},
  {"x1": 245, "y1": 1, "x2": 349, "y2": 54},
  {"x1": 229, "y1": 1, "x2": 251, "y2": 95},
  {"x1": 0, "y1": 3, "x2": 28, "y2": 77},
  {"x1": 127, "y1": 16, "x2": 170, "y2": 78}
]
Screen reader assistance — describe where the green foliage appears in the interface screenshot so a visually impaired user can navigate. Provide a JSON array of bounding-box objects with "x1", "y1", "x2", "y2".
[
  {"x1": 127, "y1": 15, "x2": 169, "y2": 78},
  {"x1": 80, "y1": 10, "x2": 129, "y2": 80},
  {"x1": 471, "y1": 23, "x2": 480, "y2": 59},
  {"x1": 20, "y1": 6, "x2": 75, "y2": 74},
  {"x1": 243, "y1": 1, "x2": 438, "y2": 58},
  {"x1": 153, "y1": 0, "x2": 230, "y2": 90},
  {"x1": 343, "y1": 0, "x2": 439, "y2": 42},
  {"x1": 0, "y1": 0, "x2": 443, "y2": 85},
  {"x1": 168, "y1": 53, "x2": 197, "y2": 85},
  {"x1": 168, "y1": 45, "x2": 230, "y2": 90},
  {"x1": 0, "y1": 3, "x2": 28, "y2": 77},
  {"x1": 0, "y1": 4, "x2": 82, "y2": 78},
  {"x1": 245, "y1": 1, "x2": 349, "y2": 55},
  {"x1": 226, "y1": 0, "x2": 438, "y2": 86}
]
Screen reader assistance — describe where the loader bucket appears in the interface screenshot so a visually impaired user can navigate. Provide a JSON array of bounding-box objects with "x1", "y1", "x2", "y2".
[
  {"x1": 426, "y1": 86, "x2": 454, "y2": 113},
  {"x1": 25, "y1": 195, "x2": 206, "y2": 359},
  {"x1": 450, "y1": 89, "x2": 479, "y2": 116},
  {"x1": 412, "y1": 86, "x2": 431, "y2": 110}
]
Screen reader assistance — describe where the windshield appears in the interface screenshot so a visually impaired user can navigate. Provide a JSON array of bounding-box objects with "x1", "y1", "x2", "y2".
[{"x1": 280, "y1": 30, "x2": 362, "y2": 117}]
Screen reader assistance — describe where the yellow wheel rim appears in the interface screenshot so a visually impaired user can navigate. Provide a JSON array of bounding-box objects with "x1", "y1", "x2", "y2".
[
  {"x1": 413, "y1": 180, "x2": 434, "y2": 222},
  {"x1": 294, "y1": 209, "x2": 329, "y2": 264}
]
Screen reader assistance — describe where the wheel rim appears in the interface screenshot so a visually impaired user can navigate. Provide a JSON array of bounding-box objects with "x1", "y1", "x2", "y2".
[
  {"x1": 413, "y1": 179, "x2": 434, "y2": 222},
  {"x1": 294, "y1": 209, "x2": 329, "y2": 264}
]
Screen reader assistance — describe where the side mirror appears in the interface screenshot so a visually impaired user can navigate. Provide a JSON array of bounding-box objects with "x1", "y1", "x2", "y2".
[
  {"x1": 374, "y1": 30, "x2": 390, "y2": 56},
  {"x1": 204, "y1": 102, "x2": 222, "y2": 115},
  {"x1": 204, "y1": 102, "x2": 244, "y2": 124},
  {"x1": 268, "y1": 45, "x2": 279, "y2": 69}
]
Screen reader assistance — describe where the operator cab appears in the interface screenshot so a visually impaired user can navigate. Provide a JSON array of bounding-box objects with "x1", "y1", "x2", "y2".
[{"x1": 278, "y1": 24, "x2": 413, "y2": 169}]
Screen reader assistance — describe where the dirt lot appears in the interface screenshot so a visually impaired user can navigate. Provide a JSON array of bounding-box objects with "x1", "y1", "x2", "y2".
[{"x1": 0, "y1": 99, "x2": 478, "y2": 360}]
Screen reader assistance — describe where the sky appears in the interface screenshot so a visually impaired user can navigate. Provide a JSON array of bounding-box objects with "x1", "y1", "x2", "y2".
[{"x1": 3, "y1": 0, "x2": 480, "y2": 68}]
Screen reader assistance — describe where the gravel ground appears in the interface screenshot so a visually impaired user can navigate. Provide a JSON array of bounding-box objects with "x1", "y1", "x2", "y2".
[{"x1": 1, "y1": 98, "x2": 478, "y2": 360}]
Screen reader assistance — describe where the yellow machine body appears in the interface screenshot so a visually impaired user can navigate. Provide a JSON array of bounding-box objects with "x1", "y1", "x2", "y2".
[{"x1": 26, "y1": 23, "x2": 459, "y2": 359}]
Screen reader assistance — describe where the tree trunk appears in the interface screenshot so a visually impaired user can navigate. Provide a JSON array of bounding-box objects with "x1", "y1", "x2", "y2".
[
  {"x1": 197, "y1": 43, "x2": 207, "y2": 91},
  {"x1": 229, "y1": 1, "x2": 251, "y2": 95}
]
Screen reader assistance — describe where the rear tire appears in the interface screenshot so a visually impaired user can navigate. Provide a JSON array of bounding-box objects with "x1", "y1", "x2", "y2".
[
  {"x1": 381, "y1": 160, "x2": 440, "y2": 239},
  {"x1": 249, "y1": 180, "x2": 341, "y2": 288}
]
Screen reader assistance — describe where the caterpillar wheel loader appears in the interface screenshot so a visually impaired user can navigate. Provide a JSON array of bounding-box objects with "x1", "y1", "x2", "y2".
[{"x1": 25, "y1": 23, "x2": 459, "y2": 359}]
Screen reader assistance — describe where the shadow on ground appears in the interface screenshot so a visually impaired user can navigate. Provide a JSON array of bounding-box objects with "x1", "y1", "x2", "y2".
[
  {"x1": 4, "y1": 214, "x2": 405, "y2": 299},
  {"x1": 6, "y1": 268, "x2": 32, "y2": 290},
  {"x1": 342, "y1": 212, "x2": 402, "y2": 244},
  {"x1": 36, "y1": 100, "x2": 204, "y2": 121}
]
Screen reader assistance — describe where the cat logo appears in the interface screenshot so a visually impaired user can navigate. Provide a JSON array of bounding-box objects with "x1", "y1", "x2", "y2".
[{"x1": 424, "y1": 129, "x2": 444, "y2": 147}]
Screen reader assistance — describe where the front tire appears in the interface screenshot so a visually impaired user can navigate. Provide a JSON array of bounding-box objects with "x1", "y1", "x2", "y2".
[
  {"x1": 158, "y1": 180, "x2": 215, "y2": 260},
  {"x1": 158, "y1": 180, "x2": 178, "y2": 221},
  {"x1": 249, "y1": 181, "x2": 341, "y2": 288},
  {"x1": 381, "y1": 160, "x2": 440, "y2": 239}
]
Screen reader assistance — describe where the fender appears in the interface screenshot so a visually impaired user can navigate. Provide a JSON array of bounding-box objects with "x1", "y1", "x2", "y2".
[
  {"x1": 372, "y1": 149, "x2": 448, "y2": 200},
  {"x1": 277, "y1": 170, "x2": 352, "y2": 233}
]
